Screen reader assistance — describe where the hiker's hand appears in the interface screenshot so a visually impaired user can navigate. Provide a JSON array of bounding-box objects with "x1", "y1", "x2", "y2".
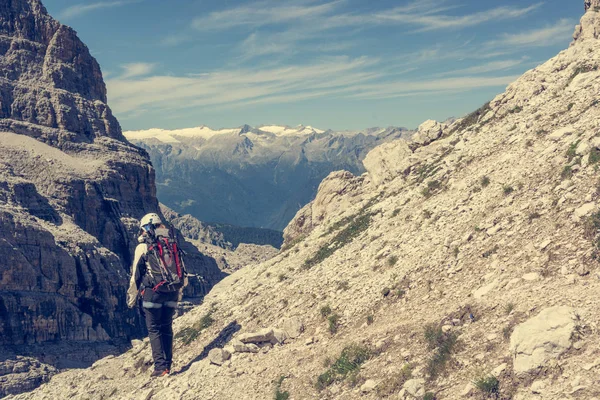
[{"x1": 126, "y1": 290, "x2": 138, "y2": 308}]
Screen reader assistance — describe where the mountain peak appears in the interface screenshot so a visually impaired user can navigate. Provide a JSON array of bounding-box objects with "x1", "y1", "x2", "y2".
[
  {"x1": 0, "y1": 0, "x2": 123, "y2": 144},
  {"x1": 574, "y1": 0, "x2": 600, "y2": 43}
]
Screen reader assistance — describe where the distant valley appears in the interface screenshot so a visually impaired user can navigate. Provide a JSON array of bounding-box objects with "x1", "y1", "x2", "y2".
[{"x1": 125, "y1": 124, "x2": 413, "y2": 231}]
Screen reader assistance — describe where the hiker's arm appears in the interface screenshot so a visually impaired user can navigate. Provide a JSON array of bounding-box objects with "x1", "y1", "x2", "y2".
[{"x1": 126, "y1": 244, "x2": 147, "y2": 308}]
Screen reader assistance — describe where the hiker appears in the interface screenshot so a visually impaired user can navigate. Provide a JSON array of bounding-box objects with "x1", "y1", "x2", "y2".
[{"x1": 126, "y1": 212, "x2": 188, "y2": 377}]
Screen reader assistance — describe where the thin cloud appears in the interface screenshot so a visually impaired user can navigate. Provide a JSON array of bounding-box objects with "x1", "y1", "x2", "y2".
[
  {"x1": 59, "y1": 0, "x2": 142, "y2": 19},
  {"x1": 486, "y1": 18, "x2": 575, "y2": 48},
  {"x1": 119, "y1": 63, "x2": 156, "y2": 79},
  {"x1": 107, "y1": 55, "x2": 520, "y2": 119},
  {"x1": 436, "y1": 59, "x2": 528, "y2": 77}
]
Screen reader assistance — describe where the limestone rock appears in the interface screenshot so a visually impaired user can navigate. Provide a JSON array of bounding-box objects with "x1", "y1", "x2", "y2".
[
  {"x1": 363, "y1": 140, "x2": 414, "y2": 185},
  {"x1": 360, "y1": 379, "x2": 378, "y2": 393},
  {"x1": 412, "y1": 120, "x2": 444, "y2": 146},
  {"x1": 282, "y1": 317, "x2": 304, "y2": 339},
  {"x1": 403, "y1": 378, "x2": 425, "y2": 397},
  {"x1": 510, "y1": 306, "x2": 576, "y2": 373},
  {"x1": 238, "y1": 328, "x2": 275, "y2": 344},
  {"x1": 208, "y1": 348, "x2": 231, "y2": 366}
]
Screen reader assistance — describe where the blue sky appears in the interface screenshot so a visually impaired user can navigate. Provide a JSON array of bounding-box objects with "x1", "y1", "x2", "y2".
[{"x1": 43, "y1": 0, "x2": 583, "y2": 131}]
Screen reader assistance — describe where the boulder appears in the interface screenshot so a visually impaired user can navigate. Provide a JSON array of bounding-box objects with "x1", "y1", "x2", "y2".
[
  {"x1": 412, "y1": 120, "x2": 444, "y2": 146},
  {"x1": 208, "y1": 348, "x2": 231, "y2": 366},
  {"x1": 238, "y1": 328, "x2": 275, "y2": 344},
  {"x1": 363, "y1": 140, "x2": 414, "y2": 185},
  {"x1": 403, "y1": 378, "x2": 425, "y2": 397},
  {"x1": 510, "y1": 306, "x2": 576, "y2": 373},
  {"x1": 282, "y1": 317, "x2": 305, "y2": 339}
]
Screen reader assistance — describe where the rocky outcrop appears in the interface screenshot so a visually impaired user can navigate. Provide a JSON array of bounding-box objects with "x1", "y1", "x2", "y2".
[
  {"x1": 510, "y1": 306, "x2": 576, "y2": 373},
  {"x1": 574, "y1": 1, "x2": 600, "y2": 43},
  {"x1": 283, "y1": 170, "x2": 366, "y2": 244},
  {"x1": 0, "y1": 0, "x2": 222, "y2": 391}
]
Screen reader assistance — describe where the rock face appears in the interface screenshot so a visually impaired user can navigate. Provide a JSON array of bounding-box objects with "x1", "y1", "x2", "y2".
[
  {"x1": 574, "y1": 1, "x2": 600, "y2": 42},
  {"x1": 126, "y1": 126, "x2": 413, "y2": 230},
  {"x1": 0, "y1": 0, "x2": 222, "y2": 390},
  {"x1": 510, "y1": 307, "x2": 576, "y2": 373}
]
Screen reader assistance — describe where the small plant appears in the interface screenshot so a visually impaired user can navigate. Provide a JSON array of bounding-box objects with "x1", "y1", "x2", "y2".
[
  {"x1": 423, "y1": 393, "x2": 437, "y2": 400},
  {"x1": 392, "y1": 208, "x2": 401, "y2": 217},
  {"x1": 366, "y1": 314, "x2": 374, "y2": 325},
  {"x1": 528, "y1": 211, "x2": 541, "y2": 223},
  {"x1": 509, "y1": 105, "x2": 523, "y2": 114},
  {"x1": 387, "y1": 255, "x2": 399, "y2": 267},
  {"x1": 508, "y1": 124, "x2": 517, "y2": 131},
  {"x1": 525, "y1": 139, "x2": 534, "y2": 147},
  {"x1": 589, "y1": 147, "x2": 600, "y2": 165},
  {"x1": 278, "y1": 273, "x2": 287, "y2": 282},
  {"x1": 450, "y1": 101, "x2": 492, "y2": 134},
  {"x1": 567, "y1": 103, "x2": 575, "y2": 111},
  {"x1": 482, "y1": 245, "x2": 499, "y2": 258},
  {"x1": 503, "y1": 185, "x2": 514, "y2": 195},
  {"x1": 423, "y1": 210, "x2": 433, "y2": 219},
  {"x1": 274, "y1": 375, "x2": 290, "y2": 400},
  {"x1": 452, "y1": 247, "x2": 459, "y2": 258},
  {"x1": 424, "y1": 323, "x2": 458, "y2": 380},
  {"x1": 504, "y1": 303, "x2": 515, "y2": 315},
  {"x1": 566, "y1": 141, "x2": 580, "y2": 162},
  {"x1": 328, "y1": 313, "x2": 340, "y2": 334},
  {"x1": 473, "y1": 375, "x2": 500, "y2": 398},
  {"x1": 316, "y1": 344, "x2": 371, "y2": 390},
  {"x1": 376, "y1": 364, "x2": 413, "y2": 396},
  {"x1": 320, "y1": 305, "x2": 332, "y2": 318},
  {"x1": 561, "y1": 165, "x2": 573, "y2": 180},
  {"x1": 175, "y1": 308, "x2": 215, "y2": 345},
  {"x1": 337, "y1": 280, "x2": 350, "y2": 291},
  {"x1": 481, "y1": 176, "x2": 490, "y2": 187}
]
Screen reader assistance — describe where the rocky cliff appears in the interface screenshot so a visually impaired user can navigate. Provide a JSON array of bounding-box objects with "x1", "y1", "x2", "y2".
[
  {"x1": 10, "y1": 2, "x2": 600, "y2": 400},
  {"x1": 0, "y1": 0, "x2": 222, "y2": 396}
]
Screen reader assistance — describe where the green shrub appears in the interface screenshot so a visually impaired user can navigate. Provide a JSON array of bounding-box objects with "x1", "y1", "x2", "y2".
[
  {"x1": 274, "y1": 375, "x2": 290, "y2": 400},
  {"x1": 304, "y1": 212, "x2": 373, "y2": 269},
  {"x1": 509, "y1": 105, "x2": 522, "y2": 114},
  {"x1": 316, "y1": 345, "x2": 371, "y2": 390},
  {"x1": 504, "y1": 303, "x2": 515, "y2": 315},
  {"x1": 566, "y1": 141, "x2": 580, "y2": 162},
  {"x1": 473, "y1": 375, "x2": 500, "y2": 398},
  {"x1": 480, "y1": 176, "x2": 490, "y2": 187},
  {"x1": 175, "y1": 309, "x2": 215, "y2": 345},
  {"x1": 561, "y1": 165, "x2": 573, "y2": 180},
  {"x1": 423, "y1": 393, "x2": 437, "y2": 400},
  {"x1": 450, "y1": 102, "x2": 491, "y2": 133},
  {"x1": 320, "y1": 305, "x2": 332, "y2": 318},
  {"x1": 376, "y1": 364, "x2": 413, "y2": 397},
  {"x1": 387, "y1": 255, "x2": 399, "y2": 267},
  {"x1": 367, "y1": 315, "x2": 374, "y2": 325},
  {"x1": 589, "y1": 148, "x2": 600, "y2": 164},
  {"x1": 503, "y1": 185, "x2": 514, "y2": 195},
  {"x1": 424, "y1": 324, "x2": 458, "y2": 380}
]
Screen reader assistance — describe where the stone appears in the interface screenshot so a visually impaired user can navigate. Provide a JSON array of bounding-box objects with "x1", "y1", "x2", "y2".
[
  {"x1": 473, "y1": 280, "x2": 498, "y2": 299},
  {"x1": 238, "y1": 328, "x2": 275, "y2": 344},
  {"x1": 271, "y1": 329, "x2": 288, "y2": 345},
  {"x1": 530, "y1": 380, "x2": 547, "y2": 394},
  {"x1": 360, "y1": 379, "x2": 378, "y2": 393},
  {"x1": 522, "y1": 273, "x2": 541, "y2": 282},
  {"x1": 548, "y1": 127, "x2": 574, "y2": 141},
  {"x1": 282, "y1": 317, "x2": 305, "y2": 339},
  {"x1": 208, "y1": 348, "x2": 231, "y2": 366},
  {"x1": 492, "y1": 363, "x2": 507, "y2": 376},
  {"x1": 231, "y1": 340, "x2": 260, "y2": 353},
  {"x1": 403, "y1": 379, "x2": 425, "y2": 397},
  {"x1": 363, "y1": 140, "x2": 414, "y2": 185},
  {"x1": 412, "y1": 120, "x2": 444, "y2": 146},
  {"x1": 510, "y1": 306, "x2": 576, "y2": 373},
  {"x1": 573, "y1": 202, "x2": 597, "y2": 220}
]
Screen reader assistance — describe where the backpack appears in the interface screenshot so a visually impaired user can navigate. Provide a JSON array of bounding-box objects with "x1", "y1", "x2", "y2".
[{"x1": 144, "y1": 226, "x2": 186, "y2": 293}]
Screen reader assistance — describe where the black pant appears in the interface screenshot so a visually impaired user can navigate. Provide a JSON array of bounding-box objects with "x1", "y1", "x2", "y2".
[{"x1": 141, "y1": 289, "x2": 178, "y2": 371}]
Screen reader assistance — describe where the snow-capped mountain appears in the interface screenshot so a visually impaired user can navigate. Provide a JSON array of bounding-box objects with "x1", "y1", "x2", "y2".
[{"x1": 125, "y1": 125, "x2": 412, "y2": 230}]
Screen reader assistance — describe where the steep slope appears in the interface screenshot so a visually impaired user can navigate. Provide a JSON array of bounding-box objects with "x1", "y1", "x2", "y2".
[
  {"x1": 126, "y1": 125, "x2": 412, "y2": 230},
  {"x1": 13, "y1": 3, "x2": 600, "y2": 400},
  {"x1": 0, "y1": 0, "x2": 222, "y2": 396}
]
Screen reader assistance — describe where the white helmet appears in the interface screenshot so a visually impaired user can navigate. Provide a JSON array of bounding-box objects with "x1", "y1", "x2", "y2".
[{"x1": 140, "y1": 213, "x2": 162, "y2": 228}]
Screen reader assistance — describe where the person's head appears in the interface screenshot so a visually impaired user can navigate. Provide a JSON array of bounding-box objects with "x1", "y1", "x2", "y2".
[{"x1": 139, "y1": 213, "x2": 163, "y2": 235}]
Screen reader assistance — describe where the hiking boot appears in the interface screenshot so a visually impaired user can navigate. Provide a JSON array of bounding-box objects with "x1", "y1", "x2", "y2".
[{"x1": 150, "y1": 369, "x2": 169, "y2": 378}]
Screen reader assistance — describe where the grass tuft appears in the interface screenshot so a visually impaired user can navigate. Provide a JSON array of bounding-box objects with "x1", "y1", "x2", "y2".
[
  {"x1": 175, "y1": 308, "x2": 215, "y2": 345},
  {"x1": 473, "y1": 375, "x2": 500, "y2": 398},
  {"x1": 316, "y1": 345, "x2": 371, "y2": 390}
]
